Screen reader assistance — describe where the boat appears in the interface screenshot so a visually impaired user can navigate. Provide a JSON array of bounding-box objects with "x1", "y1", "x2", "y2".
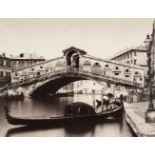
[
  {"x1": 96, "y1": 98, "x2": 122, "y2": 108},
  {"x1": 5, "y1": 101, "x2": 123, "y2": 126},
  {"x1": 96, "y1": 93, "x2": 124, "y2": 108},
  {"x1": 0, "y1": 93, "x2": 24, "y2": 100}
]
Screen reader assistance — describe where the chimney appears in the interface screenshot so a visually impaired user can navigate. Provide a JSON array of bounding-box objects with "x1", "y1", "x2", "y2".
[
  {"x1": 2, "y1": 53, "x2": 5, "y2": 57},
  {"x1": 144, "y1": 34, "x2": 152, "y2": 50}
]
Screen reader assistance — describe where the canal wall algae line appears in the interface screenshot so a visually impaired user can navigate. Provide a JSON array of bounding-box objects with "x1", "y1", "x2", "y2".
[{"x1": 124, "y1": 102, "x2": 155, "y2": 137}]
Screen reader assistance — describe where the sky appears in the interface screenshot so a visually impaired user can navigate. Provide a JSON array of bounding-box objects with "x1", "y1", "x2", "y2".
[{"x1": 0, "y1": 18, "x2": 154, "y2": 59}]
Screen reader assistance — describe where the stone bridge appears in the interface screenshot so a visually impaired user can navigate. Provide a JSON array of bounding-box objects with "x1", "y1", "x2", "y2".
[{"x1": 3, "y1": 47, "x2": 145, "y2": 97}]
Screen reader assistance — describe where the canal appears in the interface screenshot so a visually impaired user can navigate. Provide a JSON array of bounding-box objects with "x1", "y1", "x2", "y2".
[{"x1": 0, "y1": 94, "x2": 134, "y2": 137}]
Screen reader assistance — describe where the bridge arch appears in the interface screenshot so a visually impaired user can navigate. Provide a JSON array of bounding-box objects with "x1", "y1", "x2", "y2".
[
  {"x1": 30, "y1": 72, "x2": 105, "y2": 97},
  {"x1": 28, "y1": 68, "x2": 141, "y2": 98},
  {"x1": 65, "y1": 49, "x2": 80, "y2": 68}
]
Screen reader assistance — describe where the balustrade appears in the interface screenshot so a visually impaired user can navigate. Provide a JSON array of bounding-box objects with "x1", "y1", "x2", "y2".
[{"x1": 6, "y1": 66, "x2": 143, "y2": 91}]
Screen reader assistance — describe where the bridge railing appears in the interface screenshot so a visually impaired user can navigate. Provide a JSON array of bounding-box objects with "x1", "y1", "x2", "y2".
[
  {"x1": 56, "y1": 67, "x2": 142, "y2": 88},
  {"x1": 0, "y1": 84, "x2": 9, "y2": 93},
  {"x1": 77, "y1": 69, "x2": 142, "y2": 88},
  {"x1": 7, "y1": 67, "x2": 143, "y2": 90}
]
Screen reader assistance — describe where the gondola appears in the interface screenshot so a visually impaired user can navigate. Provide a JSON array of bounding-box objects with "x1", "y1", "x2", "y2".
[{"x1": 5, "y1": 101, "x2": 123, "y2": 126}]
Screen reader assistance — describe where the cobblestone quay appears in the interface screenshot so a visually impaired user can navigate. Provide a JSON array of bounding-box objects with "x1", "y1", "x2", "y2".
[{"x1": 124, "y1": 101, "x2": 155, "y2": 136}]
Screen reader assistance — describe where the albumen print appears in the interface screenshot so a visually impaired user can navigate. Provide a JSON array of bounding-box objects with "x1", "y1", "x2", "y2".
[{"x1": 0, "y1": 19, "x2": 154, "y2": 137}]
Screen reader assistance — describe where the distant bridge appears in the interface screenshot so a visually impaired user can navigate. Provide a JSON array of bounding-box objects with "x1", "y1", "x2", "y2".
[{"x1": 2, "y1": 47, "x2": 145, "y2": 97}]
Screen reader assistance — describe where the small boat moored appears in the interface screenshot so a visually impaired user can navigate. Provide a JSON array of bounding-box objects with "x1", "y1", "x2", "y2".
[{"x1": 0, "y1": 93, "x2": 24, "y2": 100}]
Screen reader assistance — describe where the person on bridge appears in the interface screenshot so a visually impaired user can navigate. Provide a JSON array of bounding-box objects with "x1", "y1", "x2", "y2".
[{"x1": 102, "y1": 95, "x2": 109, "y2": 110}]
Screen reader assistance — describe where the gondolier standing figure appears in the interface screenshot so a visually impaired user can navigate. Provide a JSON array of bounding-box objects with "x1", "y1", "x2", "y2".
[
  {"x1": 92, "y1": 89, "x2": 96, "y2": 110},
  {"x1": 101, "y1": 85, "x2": 110, "y2": 111},
  {"x1": 101, "y1": 87, "x2": 104, "y2": 112},
  {"x1": 92, "y1": 82, "x2": 96, "y2": 110}
]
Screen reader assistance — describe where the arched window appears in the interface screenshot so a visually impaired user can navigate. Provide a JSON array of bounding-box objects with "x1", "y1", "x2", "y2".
[
  {"x1": 55, "y1": 61, "x2": 63, "y2": 67},
  {"x1": 83, "y1": 60, "x2": 91, "y2": 72},
  {"x1": 125, "y1": 69, "x2": 129, "y2": 72},
  {"x1": 135, "y1": 71, "x2": 138, "y2": 75},
  {"x1": 103, "y1": 65, "x2": 112, "y2": 76},
  {"x1": 115, "y1": 66, "x2": 119, "y2": 70},
  {"x1": 83, "y1": 60, "x2": 91, "y2": 66},
  {"x1": 66, "y1": 50, "x2": 80, "y2": 68},
  {"x1": 124, "y1": 68, "x2": 131, "y2": 74},
  {"x1": 114, "y1": 72, "x2": 119, "y2": 76},
  {"x1": 92, "y1": 62, "x2": 102, "y2": 74},
  {"x1": 55, "y1": 61, "x2": 63, "y2": 71},
  {"x1": 93, "y1": 62, "x2": 101, "y2": 67},
  {"x1": 125, "y1": 75, "x2": 130, "y2": 78}
]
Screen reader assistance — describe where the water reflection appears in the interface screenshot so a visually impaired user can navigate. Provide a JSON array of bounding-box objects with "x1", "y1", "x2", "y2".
[
  {"x1": 5, "y1": 118, "x2": 125, "y2": 137},
  {"x1": 0, "y1": 94, "x2": 134, "y2": 137}
]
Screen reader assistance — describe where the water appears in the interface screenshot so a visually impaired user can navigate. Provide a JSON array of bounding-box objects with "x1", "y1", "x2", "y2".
[{"x1": 0, "y1": 94, "x2": 134, "y2": 137}]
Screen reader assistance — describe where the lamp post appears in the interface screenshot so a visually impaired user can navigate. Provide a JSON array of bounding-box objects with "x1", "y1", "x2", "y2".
[
  {"x1": 145, "y1": 34, "x2": 155, "y2": 123},
  {"x1": 147, "y1": 46, "x2": 154, "y2": 111}
]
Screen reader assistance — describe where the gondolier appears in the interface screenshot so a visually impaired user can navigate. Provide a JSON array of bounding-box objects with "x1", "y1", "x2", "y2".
[{"x1": 92, "y1": 89, "x2": 96, "y2": 109}]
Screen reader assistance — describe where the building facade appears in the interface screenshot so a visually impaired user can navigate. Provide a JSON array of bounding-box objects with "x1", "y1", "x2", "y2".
[
  {"x1": 0, "y1": 52, "x2": 45, "y2": 88},
  {"x1": 10, "y1": 52, "x2": 45, "y2": 70},
  {"x1": 0, "y1": 53, "x2": 12, "y2": 87},
  {"x1": 111, "y1": 49, "x2": 147, "y2": 66},
  {"x1": 73, "y1": 80, "x2": 102, "y2": 94},
  {"x1": 58, "y1": 82, "x2": 74, "y2": 94},
  {"x1": 110, "y1": 32, "x2": 153, "y2": 87}
]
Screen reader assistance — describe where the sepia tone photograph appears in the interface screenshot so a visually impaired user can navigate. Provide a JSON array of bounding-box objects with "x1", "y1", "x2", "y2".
[{"x1": 0, "y1": 18, "x2": 155, "y2": 137}]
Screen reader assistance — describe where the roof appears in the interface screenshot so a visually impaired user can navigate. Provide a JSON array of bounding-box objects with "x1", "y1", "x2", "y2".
[
  {"x1": 65, "y1": 102, "x2": 95, "y2": 115},
  {"x1": 63, "y1": 46, "x2": 87, "y2": 55},
  {"x1": 111, "y1": 49, "x2": 147, "y2": 60},
  {"x1": 0, "y1": 55, "x2": 10, "y2": 60},
  {"x1": 66, "y1": 102, "x2": 95, "y2": 111},
  {"x1": 83, "y1": 55, "x2": 145, "y2": 70}
]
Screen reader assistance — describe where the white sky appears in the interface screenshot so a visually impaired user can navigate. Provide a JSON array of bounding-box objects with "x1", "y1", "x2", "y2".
[{"x1": 0, "y1": 18, "x2": 153, "y2": 59}]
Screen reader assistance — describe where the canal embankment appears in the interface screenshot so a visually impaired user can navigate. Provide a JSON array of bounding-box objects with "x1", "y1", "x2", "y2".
[{"x1": 124, "y1": 101, "x2": 155, "y2": 137}]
